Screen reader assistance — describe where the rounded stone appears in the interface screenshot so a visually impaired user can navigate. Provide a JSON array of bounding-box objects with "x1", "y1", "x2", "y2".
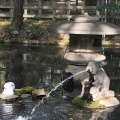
[
  {"x1": 73, "y1": 14, "x2": 99, "y2": 22},
  {"x1": 49, "y1": 19, "x2": 120, "y2": 35},
  {"x1": 64, "y1": 52, "x2": 106, "y2": 63},
  {"x1": 99, "y1": 97, "x2": 119, "y2": 107}
]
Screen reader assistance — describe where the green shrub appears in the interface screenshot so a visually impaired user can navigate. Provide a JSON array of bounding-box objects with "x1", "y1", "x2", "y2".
[
  {"x1": 30, "y1": 24, "x2": 43, "y2": 39},
  {"x1": 3, "y1": 24, "x2": 13, "y2": 35}
]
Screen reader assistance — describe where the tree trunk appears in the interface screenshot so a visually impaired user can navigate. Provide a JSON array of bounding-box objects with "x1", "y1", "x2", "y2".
[{"x1": 12, "y1": 0, "x2": 24, "y2": 31}]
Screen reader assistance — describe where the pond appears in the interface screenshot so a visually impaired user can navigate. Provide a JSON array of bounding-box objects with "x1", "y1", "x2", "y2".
[{"x1": 0, "y1": 44, "x2": 120, "y2": 120}]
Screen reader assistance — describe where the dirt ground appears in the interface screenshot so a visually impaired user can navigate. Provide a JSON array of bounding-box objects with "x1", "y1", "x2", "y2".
[{"x1": 0, "y1": 20, "x2": 120, "y2": 47}]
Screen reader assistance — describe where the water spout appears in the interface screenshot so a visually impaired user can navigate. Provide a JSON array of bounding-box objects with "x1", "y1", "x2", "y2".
[{"x1": 31, "y1": 69, "x2": 87, "y2": 115}]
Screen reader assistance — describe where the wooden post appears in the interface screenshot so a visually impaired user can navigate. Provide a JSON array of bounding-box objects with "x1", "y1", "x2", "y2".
[
  {"x1": 76, "y1": 0, "x2": 79, "y2": 14},
  {"x1": 53, "y1": 0, "x2": 56, "y2": 20},
  {"x1": 38, "y1": 0, "x2": 43, "y2": 18},
  {"x1": 23, "y1": 54, "x2": 28, "y2": 61},
  {"x1": 67, "y1": 0, "x2": 70, "y2": 20},
  {"x1": 96, "y1": 0, "x2": 100, "y2": 16},
  {"x1": 24, "y1": 0, "x2": 28, "y2": 16},
  {"x1": 10, "y1": 0, "x2": 13, "y2": 17},
  {"x1": 101, "y1": 0, "x2": 104, "y2": 22},
  {"x1": 81, "y1": 0, "x2": 85, "y2": 15},
  {"x1": 64, "y1": 0, "x2": 67, "y2": 14}
]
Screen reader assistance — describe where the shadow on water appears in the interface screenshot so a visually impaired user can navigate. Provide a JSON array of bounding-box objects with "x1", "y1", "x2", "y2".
[
  {"x1": 1, "y1": 100, "x2": 120, "y2": 120},
  {"x1": 0, "y1": 43, "x2": 66, "y2": 89},
  {"x1": 0, "y1": 44, "x2": 120, "y2": 120}
]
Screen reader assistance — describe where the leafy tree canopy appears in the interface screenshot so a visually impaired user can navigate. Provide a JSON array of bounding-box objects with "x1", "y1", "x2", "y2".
[{"x1": 97, "y1": 1, "x2": 120, "y2": 11}]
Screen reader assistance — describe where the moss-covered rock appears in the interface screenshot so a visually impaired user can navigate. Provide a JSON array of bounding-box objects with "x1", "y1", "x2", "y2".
[
  {"x1": 15, "y1": 86, "x2": 34, "y2": 95},
  {"x1": 72, "y1": 96, "x2": 108, "y2": 109},
  {"x1": 32, "y1": 88, "x2": 46, "y2": 96},
  {"x1": 32, "y1": 88, "x2": 50, "y2": 97}
]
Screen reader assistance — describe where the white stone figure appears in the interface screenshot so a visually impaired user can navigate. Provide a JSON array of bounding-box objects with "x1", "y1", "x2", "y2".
[
  {"x1": 86, "y1": 61, "x2": 111, "y2": 101},
  {"x1": 79, "y1": 78, "x2": 89, "y2": 98},
  {"x1": 86, "y1": 60, "x2": 119, "y2": 107},
  {"x1": 2, "y1": 82, "x2": 15, "y2": 95},
  {"x1": 0, "y1": 82, "x2": 18, "y2": 101}
]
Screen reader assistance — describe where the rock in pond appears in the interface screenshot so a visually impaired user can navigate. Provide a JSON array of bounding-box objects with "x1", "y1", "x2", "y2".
[
  {"x1": 0, "y1": 94, "x2": 18, "y2": 101},
  {"x1": 0, "y1": 82, "x2": 18, "y2": 101},
  {"x1": 72, "y1": 95, "x2": 119, "y2": 108},
  {"x1": 32, "y1": 82, "x2": 50, "y2": 97},
  {"x1": 32, "y1": 88, "x2": 46, "y2": 96},
  {"x1": 20, "y1": 94, "x2": 31, "y2": 99},
  {"x1": 15, "y1": 86, "x2": 34, "y2": 95}
]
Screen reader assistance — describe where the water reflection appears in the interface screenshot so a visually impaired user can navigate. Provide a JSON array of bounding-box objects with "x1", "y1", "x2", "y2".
[
  {"x1": 89, "y1": 107, "x2": 117, "y2": 120},
  {"x1": 2, "y1": 103, "x2": 13, "y2": 116},
  {"x1": 0, "y1": 100, "x2": 119, "y2": 120},
  {"x1": 104, "y1": 48, "x2": 120, "y2": 93},
  {"x1": 0, "y1": 44, "x2": 65, "y2": 89},
  {"x1": 0, "y1": 45, "x2": 120, "y2": 120}
]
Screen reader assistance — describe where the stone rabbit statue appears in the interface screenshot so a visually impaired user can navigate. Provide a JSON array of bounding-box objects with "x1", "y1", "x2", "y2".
[{"x1": 86, "y1": 60, "x2": 114, "y2": 101}]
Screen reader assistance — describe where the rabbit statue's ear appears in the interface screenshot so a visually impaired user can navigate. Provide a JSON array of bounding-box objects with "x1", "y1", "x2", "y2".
[{"x1": 99, "y1": 61, "x2": 107, "y2": 67}]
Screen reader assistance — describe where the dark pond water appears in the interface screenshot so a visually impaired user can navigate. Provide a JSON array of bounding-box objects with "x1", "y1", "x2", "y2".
[{"x1": 0, "y1": 44, "x2": 120, "y2": 120}]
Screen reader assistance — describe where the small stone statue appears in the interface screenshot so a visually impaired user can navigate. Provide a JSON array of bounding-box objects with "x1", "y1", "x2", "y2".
[
  {"x1": 74, "y1": 61, "x2": 119, "y2": 107},
  {"x1": 2, "y1": 82, "x2": 15, "y2": 95},
  {"x1": 85, "y1": 61, "x2": 119, "y2": 107},
  {"x1": 0, "y1": 82, "x2": 18, "y2": 101},
  {"x1": 86, "y1": 61, "x2": 114, "y2": 101}
]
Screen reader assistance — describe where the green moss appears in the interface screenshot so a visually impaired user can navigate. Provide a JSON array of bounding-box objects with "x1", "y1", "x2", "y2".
[
  {"x1": 72, "y1": 96, "x2": 108, "y2": 108},
  {"x1": 3, "y1": 24, "x2": 13, "y2": 35},
  {"x1": 72, "y1": 96, "x2": 88, "y2": 107},
  {"x1": 15, "y1": 86, "x2": 34, "y2": 95}
]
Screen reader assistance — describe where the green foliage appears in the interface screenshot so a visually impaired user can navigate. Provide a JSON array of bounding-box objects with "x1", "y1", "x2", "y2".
[
  {"x1": 30, "y1": 24, "x2": 43, "y2": 39},
  {"x1": 97, "y1": 2, "x2": 120, "y2": 11},
  {"x1": 24, "y1": 18, "x2": 39, "y2": 25},
  {"x1": 9, "y1": 18, "x2": 13, "y2": 24},
  {"x1": 72, "y1": 97, "x2": 88, "y2": 107},
  {"x1": 3, "y1": 24, "x2": 13, "y2": 35},
  {"x1": 3, "y1": 18, "x2": 13, "y2": 35}
]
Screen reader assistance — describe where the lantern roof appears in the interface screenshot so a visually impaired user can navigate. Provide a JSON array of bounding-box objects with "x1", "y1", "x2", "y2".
[{"x1": 48, "y1": 14, "x2": 120, "y2": 35}]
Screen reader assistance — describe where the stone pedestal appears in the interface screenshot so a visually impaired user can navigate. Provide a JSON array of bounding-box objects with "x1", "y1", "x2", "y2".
[
  {"x1": 99, "y1": 97, "x2": 119, "y2": 107},
  {"x1": 64, "y1": 52, "x2": 106, "y2": 64},
  {"x1": 90, "y1": 87, "x2": 115, "y2": 101},
  {"x1": 0, "y1": 94, "x2": 18, "y2": 101}
]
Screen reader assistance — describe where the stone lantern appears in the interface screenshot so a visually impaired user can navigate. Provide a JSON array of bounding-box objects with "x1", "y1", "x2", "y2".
[
  {"x1": 49, "y1": 13, "x2": 120, "y2": 64},
  {"x1": 48, "y1": 14, "x2": 120, "y2": 105},
  {"x1": 49, "y1": 13, "x2": 120, "y2": 83}
]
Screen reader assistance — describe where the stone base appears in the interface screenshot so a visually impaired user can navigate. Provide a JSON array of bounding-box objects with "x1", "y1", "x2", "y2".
[
  {"x1": 72, "y1": 96, "x2": 119, "y2": 108},
  {"x1": 0, "y1": 94, "x2": 18, "y2": 101},
  {"x1": 64, "y1": 52, "x2": 106, "y2": 64},
  {"x1": 90, "y1": 89, "x2": 115, "y2": 101},
  {"x1": 104, "y1": 91, "x2": 115, "y2": 97},
  {"x1": 99, "y1": 97, "x2": 119, "y2": 107},
  {"x1": 32, "y1": 88, "x2": 46, "y2": 96}
]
